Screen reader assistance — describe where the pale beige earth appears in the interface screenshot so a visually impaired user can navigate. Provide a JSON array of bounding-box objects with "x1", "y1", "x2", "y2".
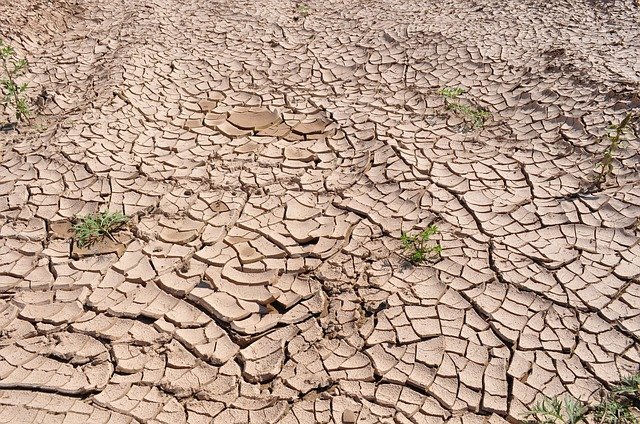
[{"x1": 1, "y1": 0, "x2": 640, "y2": 422}]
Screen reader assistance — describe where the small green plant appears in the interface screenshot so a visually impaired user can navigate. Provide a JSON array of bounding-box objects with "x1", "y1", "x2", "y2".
[
  {"x1": 438, "y1": 86, "x2": 490, "y2": 128},
  {"x1": 296, "y1": 3, "x2": 310, "y2": 17},
  {"x1": 524, "y1": 397, "x2": 588, "y2": 424},
  {"x1": 400, "y1": 224, "x2": 441, "y2": 264},
  {"x1": 594, "y1": 398, "x2": 637, "y2": 424},
  {"x1": 1, "y1": 40, "x2": 30, "y2": 125},
  {"x1": 437, "y1": 87, "x2": 465, "y2": 99},
  {"x1": 613, "y1": 374, "x2": 640, "y2": 397},
  {"x1": 447, "y1": 102, "x2": 490, "y2": 128},
  {"x1": 73, "y1": 211, "x2": 129, "y2": 247},
  {"x1": 594, "y1": 113, "x2": 634, "y2": 187},
  {"x1": 524, "y1": 373, "x2": 640, "y2": 424}
]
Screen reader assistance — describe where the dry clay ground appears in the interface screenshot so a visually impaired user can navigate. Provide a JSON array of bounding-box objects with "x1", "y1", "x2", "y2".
[{"x1": 1, "y1": 0, "x2": 640, "y2": 422}]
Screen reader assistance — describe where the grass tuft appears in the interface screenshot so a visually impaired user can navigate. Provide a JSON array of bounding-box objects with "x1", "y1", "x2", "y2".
[
  {"x1": 523, "y1": 396, "x2": 588, "y2": 424},
  {"x1": 437, "y1": 87, "x2": 465, "y2": 99},
  {"x1": 73, "y1": 211, "x2": 129, "y2": 247},
  {"x1": 400, "y1": 224, "x2": 442, "y2": 265},
  {"x1": 438, "y1": 86, "x2": 490, "y2": 128},
  {"x1": 594, "y1": 398, "x2": 637, "y2": 424},
  {"x1": 1, "y1": 40, "x2": 30, "y2": 125},
  {"x1": 613, "y1": 374, "x2": 640, "y2": 397},
  {"x1": 523, "y1": 373, "x2": 640, "y2": 424}
]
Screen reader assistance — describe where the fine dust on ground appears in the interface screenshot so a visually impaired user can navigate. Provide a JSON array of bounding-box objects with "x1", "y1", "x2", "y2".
[{"x1": 0, "y1": 0, "x2": 639, "y2": 422}]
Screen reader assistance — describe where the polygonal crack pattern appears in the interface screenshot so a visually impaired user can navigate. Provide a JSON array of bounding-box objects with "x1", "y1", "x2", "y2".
[{"x1": 1, "y1": 0, "x2": 639, "y2": 422}]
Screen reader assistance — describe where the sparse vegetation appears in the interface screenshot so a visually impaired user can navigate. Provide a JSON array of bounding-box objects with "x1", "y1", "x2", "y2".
[
  {"x1": 296, "y1": 3, "x2": 310, "y2": 17},
  {"x1": 524, "y1": 396, "x2": 588, "y2": 424},
  {"x1": 594, "y1": 398, "x2": 637, "y2": 424},
  {"x1": 594, "y1": 112, "x2": 634, "y2": 187},
  {"x1": 438, "y1": 86, "x2": 490, "y2": 128},
  {"x1": 613, "y1": 374, "x2": 640, "y2": 397},
  {"x1": 437, "y1": 87, "x2": 465, "y2": 99},
  {"x1": 400, "y1": 224, "x2": 442, "y2": 264},
  {"x1": 73, "y1": 211, "x2": 129, "y2": 247},
  {"x1": 524, "y1": 373, "x2": 640, "y2": 424},
  {"x1": 1, "y1": 40, "x2": 30, "y2": 125}
]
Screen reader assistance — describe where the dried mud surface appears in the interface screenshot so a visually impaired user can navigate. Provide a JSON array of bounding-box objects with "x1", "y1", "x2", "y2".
[{"x1": 1, "y1": 0, "x2": 640, "y2": 422}]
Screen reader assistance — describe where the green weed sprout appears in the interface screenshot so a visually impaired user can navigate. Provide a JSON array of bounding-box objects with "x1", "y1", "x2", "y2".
[
  {"x1": 438, "y1": 86, "x2": 490, "y2": 128},
  {"x1": 595, "y1": 113, "x2": 634, "y2": 187},
  {"x1": 523, "y1": 373, "x2": 640, "y2": 424},
  {"x1": 437, "y1": 87, "x2": 465, "y2": 99},
  {"x1": 1, "y1": 40, "x2": 30, "y2": 124},
  {"x1": 523, "y1": 397, "x2": 588, "y2": 424},
  {"x1": 400, "y1": 224, "x2": 442, "y2": 264},
  {"x1": 73, "y1": 211, "x2": 129, "y2": 247}
]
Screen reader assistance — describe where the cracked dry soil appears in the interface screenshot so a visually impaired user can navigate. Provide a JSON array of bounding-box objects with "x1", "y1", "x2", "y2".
[{"x1": 1, "y1": 0, "x2": 640, "y2": 422}]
